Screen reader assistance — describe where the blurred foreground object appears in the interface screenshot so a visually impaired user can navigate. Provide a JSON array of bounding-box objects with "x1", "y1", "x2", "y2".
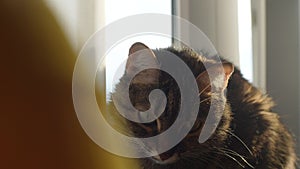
[{"x1": 0, "y1": 1, "x2": 137, "y2": 168}]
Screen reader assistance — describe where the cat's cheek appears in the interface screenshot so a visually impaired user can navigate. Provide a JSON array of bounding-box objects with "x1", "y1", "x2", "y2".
[{"x1": 175, "y1": 137, "x2": 199, "y2": 154}]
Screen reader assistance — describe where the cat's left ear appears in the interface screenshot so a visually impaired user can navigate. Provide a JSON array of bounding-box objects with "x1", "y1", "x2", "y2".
[
  {"x1": 125, "y1": 42, "x2": 160, "y2": 84},
  {"x1": 196, "y1": 62, "x2": 234, "y2": 92}
]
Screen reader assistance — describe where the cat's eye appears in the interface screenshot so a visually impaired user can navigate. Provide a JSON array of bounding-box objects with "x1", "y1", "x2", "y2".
[
  {"x1": 136, "y1": 121, "x2": 157, "y2": 135},
  {"x1": 141, "y1": 122, "x2": 156, "y2": 128},
  {"x1": 138, "y1": 111, "x2": 151, "y2": 122}
]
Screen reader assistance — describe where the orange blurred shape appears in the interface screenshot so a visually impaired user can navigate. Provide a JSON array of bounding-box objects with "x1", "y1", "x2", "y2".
[{"x1": 0, "y1": 1, "x2": 138, "y2": 169}]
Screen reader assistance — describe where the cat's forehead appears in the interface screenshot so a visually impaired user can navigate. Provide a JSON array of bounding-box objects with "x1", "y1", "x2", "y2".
[
  {"x1": 154, "y1": 48, "x2": 215, "y2": 73},
  {"x1": 129, "y1": 82, "x2": 158, "y2": 89},
  {"x1": 130, "y1": 70, "x2": 177, "y2": 87}
]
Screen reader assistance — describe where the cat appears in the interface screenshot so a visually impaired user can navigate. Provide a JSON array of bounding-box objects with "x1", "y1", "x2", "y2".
[{"x1": 107, "y1": 42, "x2": 297, "y2": 169}]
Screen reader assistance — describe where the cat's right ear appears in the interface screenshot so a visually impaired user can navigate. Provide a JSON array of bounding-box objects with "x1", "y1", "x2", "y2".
[
  {"x1": 125, "y1": 42, "x2": 160, "y2": 84},
  {"x1": 196, "y1": 63, "x2": 234, "y2": 93}
]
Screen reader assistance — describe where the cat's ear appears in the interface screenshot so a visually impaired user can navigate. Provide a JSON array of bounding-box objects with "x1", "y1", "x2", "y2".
[
  {"x1": 125, "y1": 42, "x2": 160, "y2": 84},
  {"x1": 196, "y1": 62, "x2": 234, "y2": 93}
]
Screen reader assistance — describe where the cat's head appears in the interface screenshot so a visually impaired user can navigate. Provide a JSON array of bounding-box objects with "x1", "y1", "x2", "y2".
[{"x1": 111, "y1": 42, "x2": 234, "y2": 167}]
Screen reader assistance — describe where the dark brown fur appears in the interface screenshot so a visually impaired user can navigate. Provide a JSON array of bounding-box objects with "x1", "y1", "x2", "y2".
[{"x1": 107, "y1": 44, "x2": 297, "y2": 169}]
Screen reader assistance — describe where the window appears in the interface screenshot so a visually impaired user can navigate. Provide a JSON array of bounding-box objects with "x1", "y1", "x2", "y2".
[
  {"x1": 104, "y1": 0, "x2": 172, "y2": 98},
  {"x1": 238, "y1": 0, "x2": 253, "y2": 82}
]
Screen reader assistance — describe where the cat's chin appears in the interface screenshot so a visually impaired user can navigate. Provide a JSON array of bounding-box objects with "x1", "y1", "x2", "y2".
[{"x1": 150, "y1": 153, "x2": 179, "y2": 165}]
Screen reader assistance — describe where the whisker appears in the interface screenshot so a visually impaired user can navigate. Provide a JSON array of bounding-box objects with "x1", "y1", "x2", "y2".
[
  {"x1": 223, "y1": 153, "x2": 246, "y2": 168},
  {"x1": 200, "y1": 97, "x2": 211, "y2": 104},
  {"x1": 193, "y1": 97, "x2": 211, "y2": 106},
  {"x1": 220, "y1": 129, "x2": 254, "y2": 156},
  {"x1": 198, "y1": 84, "x2": 211, "y2": 96},
  {"x1": 219, "y1": 148, "x2": 254, "y2": 168},
  {"x1": 214, "y1": 151, "x2": 246, "y2": 168},
  {"x1": 220, "y1": 147, "x2": 247, "y2": 158}
]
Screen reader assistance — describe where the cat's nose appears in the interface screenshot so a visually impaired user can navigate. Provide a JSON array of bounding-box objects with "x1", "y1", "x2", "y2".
[
  {"x1": 159, "y1": 147, "x2": 175, "y2": 160},
  {"x1": 151, "y1": 142, "x2": 180, "y2": 163},
  {"x1": 152, "y1": 151, "x2": 178, "y2": 164},
  {"x1": 159, "y1": 152, "x2": 174, "y2": 161}
]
